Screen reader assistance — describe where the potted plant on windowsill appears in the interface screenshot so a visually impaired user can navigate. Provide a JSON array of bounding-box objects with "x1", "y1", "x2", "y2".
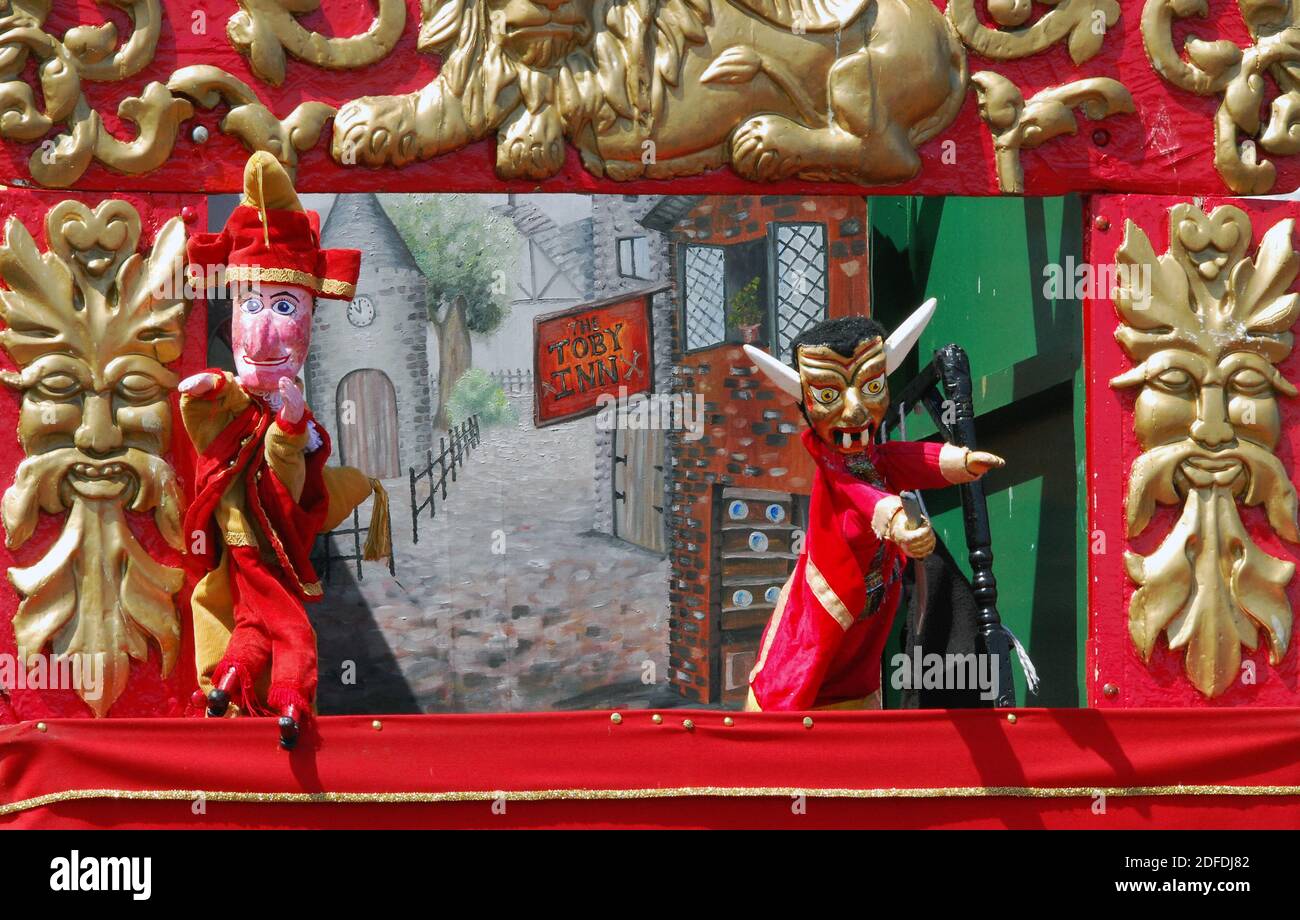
[{"x1": 729, "y1": 277, "x2": 764, "y2": 344}]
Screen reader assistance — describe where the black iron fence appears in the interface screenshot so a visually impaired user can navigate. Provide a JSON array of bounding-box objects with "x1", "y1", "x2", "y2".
[
  {"x1": 409, "y1": 415, "x2": 482, "y2": 544},
  {"x1": 489, "y1": 368, "x2": 533, "y2": 394},
  {"x1": 312, "y1": 497, "x2": 395, "y2": 584}
]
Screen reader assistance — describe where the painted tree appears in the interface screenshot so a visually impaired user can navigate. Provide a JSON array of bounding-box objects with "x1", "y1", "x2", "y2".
[{"x1": 381, "y1": 194, "x2": 517, "y2": 427}]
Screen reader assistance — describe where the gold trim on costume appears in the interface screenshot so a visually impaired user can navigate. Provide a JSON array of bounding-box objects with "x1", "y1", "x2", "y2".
[
  {"x1": 3, "y1": 783, "x2": 1300, "y2": 817},
  {"x1": 805, "y1": 560, "x2": 854, "y2": 631},
  {"x1": 224, "y1": 265, "x2": 356, "y2": 298},
  {"x1": 223, "y1": 532, "x2": 258, "y2": 547}
]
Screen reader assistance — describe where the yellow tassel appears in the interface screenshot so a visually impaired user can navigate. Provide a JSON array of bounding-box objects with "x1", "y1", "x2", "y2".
[{"x1": 363, "y1": 479, "x2": 392, "y2": 562}]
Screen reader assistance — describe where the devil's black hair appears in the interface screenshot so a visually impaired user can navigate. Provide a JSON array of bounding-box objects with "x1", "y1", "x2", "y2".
[{"x1": 787, "y1": 316, "x2": 889, "y2": 371}]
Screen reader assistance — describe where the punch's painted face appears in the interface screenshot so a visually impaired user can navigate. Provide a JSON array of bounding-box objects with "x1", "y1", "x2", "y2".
[
  {"x1": 231, "y1": 283, "x2": 314, "y2": 393},
  {"x1": 797, "y1": 336, "x2": 888, "y2": 453}
]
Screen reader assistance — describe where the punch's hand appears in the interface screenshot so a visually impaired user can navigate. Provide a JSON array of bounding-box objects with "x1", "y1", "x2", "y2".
[
  {"x1": 964, "y1": 450, "x2": 1005, "y2": 478},
  {"x1": 179, "y1": 372, "x2": 223, "y2": 398},
  {"x1": 277, "y1": 377, "x2": 306, "y2": 426}
]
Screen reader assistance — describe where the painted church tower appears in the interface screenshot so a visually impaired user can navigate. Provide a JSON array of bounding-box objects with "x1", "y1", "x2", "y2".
[{"x1": 309, "y1": 194, "x2": 434, "y2": 479}]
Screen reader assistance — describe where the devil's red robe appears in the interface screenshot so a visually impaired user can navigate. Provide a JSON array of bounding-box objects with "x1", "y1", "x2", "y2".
[{"x1": 748, "y1": 429, "x2": 973, "y2": 710}]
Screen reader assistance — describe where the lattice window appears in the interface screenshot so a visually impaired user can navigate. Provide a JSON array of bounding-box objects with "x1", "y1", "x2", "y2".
[
  {"x1": 618, "y1": 236, "x2": 651, "y2": 280},
  {"x1": 683, "y1": 245, "x2": 726, "y2": 351},
  {"x1": 773, "y1": 223, "x2": 829, "y2": 361}
]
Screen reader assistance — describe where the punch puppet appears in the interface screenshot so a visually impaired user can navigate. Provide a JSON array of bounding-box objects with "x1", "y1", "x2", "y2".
[
  {"x1": 180, "y1": 152, "x2": 390, "y2": 749},
  {"x1": 743, "y1": 302, "x2": 1004, "y2": 711}
]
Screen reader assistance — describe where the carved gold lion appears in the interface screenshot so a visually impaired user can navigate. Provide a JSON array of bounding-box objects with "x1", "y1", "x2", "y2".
[{"x1": 330, "y1": 0, "x2": 969, "y2": 183}]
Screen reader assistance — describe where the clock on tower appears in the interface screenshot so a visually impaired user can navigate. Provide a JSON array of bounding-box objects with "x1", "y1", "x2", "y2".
[{"x1": 347, "y1": 294, "x2": 376, "y2": 327}]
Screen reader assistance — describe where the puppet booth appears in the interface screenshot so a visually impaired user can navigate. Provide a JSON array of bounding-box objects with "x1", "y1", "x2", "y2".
[{"x1": 0, "y1": 0, "x2": 1298, "y2": 830}]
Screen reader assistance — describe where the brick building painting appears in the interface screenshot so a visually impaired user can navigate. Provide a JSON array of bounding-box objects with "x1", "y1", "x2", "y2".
[{"x1": 643, "y1": 196, "x2": 871, "y2": 705}]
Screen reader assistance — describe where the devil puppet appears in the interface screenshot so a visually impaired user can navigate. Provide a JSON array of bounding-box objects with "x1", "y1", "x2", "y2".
[
  {"x1": 180, "y1": 152, "x2": 389, "y2": 749},
  {"x1": 743, "y1": 301, "x2": 1004, "y2": 711}
]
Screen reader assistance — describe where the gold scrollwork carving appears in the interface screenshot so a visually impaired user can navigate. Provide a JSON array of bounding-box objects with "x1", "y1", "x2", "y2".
[
  {"x1": 0, "y1": 0, "x2": 1135, "y2": 190},
  {"x1": 972, "y1": 70, "x2": 1133, "y2": 192},
  {"x1": 0, "y1": 0, "x2": 191, "y2": 187},
  {"x1": 0, "y1": 199, "x2": 189, "y2": 716},
  {"x1": 1111, "y1": 204, "x2": 1300, "y2": 698},
  {"x1": 1142, "y1": 0, "x2": 1300, "y2": 194},
  {"x1": 168, "y1": 65, "x2": 335, "y2": 172},
  {"x1": 228, "y1": 0, "x2": 407, "y2": 87},
  {"x1": 948, "y1": 0, "x2": 1121, "y2": 64}
]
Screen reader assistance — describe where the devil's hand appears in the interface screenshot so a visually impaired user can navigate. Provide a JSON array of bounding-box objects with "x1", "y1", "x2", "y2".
[
  {"x1": 179, "y1": 372, "x2": 223, "y2": 398},
  {"x1": 964, "y1": 450, "x2": 1005, "y2": 478},
  {"x1": 278, "y1": 377, "x2": 306, "y2": 426},
  {"x1": 890, "y1": 514, "x2": 936, "y2": 559}
]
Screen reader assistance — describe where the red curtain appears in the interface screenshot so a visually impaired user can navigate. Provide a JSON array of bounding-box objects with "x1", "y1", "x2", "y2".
[{"x1": 3, "y1": 708, "x2": 1299, "y2": 828}]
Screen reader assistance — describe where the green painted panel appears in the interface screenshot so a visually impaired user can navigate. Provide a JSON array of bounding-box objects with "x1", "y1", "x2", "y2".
[
  {"x1": 871, "y1": 195, "x2": 1086, "y2": 708},
  {"x1": 872, "y1": 196, "x2": 1082, "y2": 437}
]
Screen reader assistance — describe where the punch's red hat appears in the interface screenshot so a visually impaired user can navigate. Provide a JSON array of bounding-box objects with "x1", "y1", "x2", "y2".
[{"x1": 186, "y1": 152, "x2": 360, "y2": 300}]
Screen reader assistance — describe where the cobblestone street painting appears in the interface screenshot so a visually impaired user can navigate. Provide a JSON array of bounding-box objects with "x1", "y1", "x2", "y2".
[{"x1": 203, "y1": 192, "x2": 856, "y2": 713}]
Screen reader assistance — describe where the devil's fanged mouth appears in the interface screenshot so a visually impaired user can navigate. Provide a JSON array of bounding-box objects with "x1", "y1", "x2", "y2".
[{"x1": 834, "y1": 426, "x2": 872, "y2": 451}]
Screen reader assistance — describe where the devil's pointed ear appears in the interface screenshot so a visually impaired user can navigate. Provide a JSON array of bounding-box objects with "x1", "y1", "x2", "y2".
[
  {"x1": 884, "y1": 297, "x2": 937, "y2": 374},
  {"x1": 743, "y1": 344, "x2": 802, "y2": 400}
]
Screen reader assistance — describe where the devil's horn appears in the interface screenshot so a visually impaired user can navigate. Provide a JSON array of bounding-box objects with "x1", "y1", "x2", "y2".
[
  {"x1": 742, "y1": 344, "x2": 802, "y2": 399},
  {"x1": 884, "y1": 297, "x2": 937, "y2": 375}
]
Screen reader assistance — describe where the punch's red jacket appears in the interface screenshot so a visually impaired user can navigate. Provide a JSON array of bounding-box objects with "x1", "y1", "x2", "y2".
[
  {"x1": 748, "y1": 429, "x2": 969, "y2": 710},
  {"x1": 183, "y1": 379, "x2": 332, "y2": 601}
]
